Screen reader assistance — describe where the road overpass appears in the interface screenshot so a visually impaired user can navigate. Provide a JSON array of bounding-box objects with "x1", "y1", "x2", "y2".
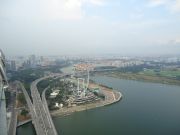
[
  {"x1": 42, "y1": 87, "x2": 57, "y2": 135},
  {"x1": 19, "y1": 73, "x2": 66, "y2": 135},
  {"x1": 30, "y1": 77, "x2": 58, "y2": 135},
  {"x1": 20, "y1": 83, "x2": 46, "y2": 135}
]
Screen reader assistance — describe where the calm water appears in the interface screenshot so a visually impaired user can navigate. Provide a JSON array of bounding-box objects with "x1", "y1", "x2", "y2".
[
  {"x1": 17, "y1": 122, "x2": 36, "y2": 135},
  {"x1": 61, "y1": 66, "x2": 74, "y2": 74},
  {"x1": 17, "y1": 76, "x2": 180, "y2": 135}
]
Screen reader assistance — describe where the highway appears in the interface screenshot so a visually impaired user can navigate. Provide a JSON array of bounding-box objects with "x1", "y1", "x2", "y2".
[
  {"x1": 7, "y1": 92, "x2": 17, "y2": 135},
  {"x1": 42, "y1": 87, "x2": 57, "y2": 135},
  {"x1": 20, "y1": 83, "x2": 45, "y2": 135},
  {"x1": 20, "y1": 73, "x2": 67, "y2": 135},
  {"x1": 30, "y1": 77, "x2": 58, "y2": 135}
]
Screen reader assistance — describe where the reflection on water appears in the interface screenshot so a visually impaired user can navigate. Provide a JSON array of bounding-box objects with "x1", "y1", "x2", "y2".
[{"x1": 17, "y1": 75, "x2": 180, "y2": 135}]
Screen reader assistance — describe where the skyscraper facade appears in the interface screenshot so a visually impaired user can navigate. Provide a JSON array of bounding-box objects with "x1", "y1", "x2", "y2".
[{"x1": 0, "y1": 50, "x2": 8, "y2": 135}]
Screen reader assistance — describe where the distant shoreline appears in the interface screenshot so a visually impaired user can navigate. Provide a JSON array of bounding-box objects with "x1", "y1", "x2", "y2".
[
  {"x1": 50, "y1": 83, "x2": 122, "y2": 117},
  {"x1": 94, "y1": 71, "x2": 180, "y2": 86}
]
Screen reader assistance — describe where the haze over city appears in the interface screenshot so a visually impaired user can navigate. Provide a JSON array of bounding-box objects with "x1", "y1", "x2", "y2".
[
  {"x1": 1, "y1": 1, "x2": 180, "y2": 135},
  {"x1": 1, "y1": 0, "x2": 180, "y2": 56}
]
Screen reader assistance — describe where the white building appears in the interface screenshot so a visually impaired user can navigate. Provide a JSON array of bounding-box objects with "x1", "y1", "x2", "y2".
[{"x1": 50, "y1": 90, "x2": 60, "y2": 98}]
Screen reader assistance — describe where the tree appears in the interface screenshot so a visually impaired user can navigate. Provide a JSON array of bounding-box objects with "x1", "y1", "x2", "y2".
[
  {"x1": 18, "y1": 93, "x2": 26, "y2": 105},
  {"x1": 21, "y1": 109, "x2": 29, "y2": 117}
]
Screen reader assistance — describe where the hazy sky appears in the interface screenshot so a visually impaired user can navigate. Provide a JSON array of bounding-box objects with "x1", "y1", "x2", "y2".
[{"x1": 0, "y1": 0, "x2": 180, "y2": 56}]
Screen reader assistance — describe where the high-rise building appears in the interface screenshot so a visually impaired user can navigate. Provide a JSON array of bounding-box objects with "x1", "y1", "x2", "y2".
[
  {"x1": 0, "y1": 50, "x2": 8, "y2": 135},
  {"x1": 11, "y1": 60, "x2": 16, "y2": 71},
  {"x1": 29, "y1": 54, "x2": 36, "y2": 68}
]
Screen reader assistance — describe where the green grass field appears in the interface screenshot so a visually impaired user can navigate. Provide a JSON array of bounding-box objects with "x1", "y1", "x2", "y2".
[
  {"x1": 96, "y1": 68, "x2": 180, "y2": 86},
  {"x1": 140, "y1": 69, "x2": 180, "y2": 78}
]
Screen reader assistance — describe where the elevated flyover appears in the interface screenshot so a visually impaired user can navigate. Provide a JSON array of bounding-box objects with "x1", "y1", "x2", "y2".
[{"x1": 20, "y1": 73, "x2": 67, "y2": 135}]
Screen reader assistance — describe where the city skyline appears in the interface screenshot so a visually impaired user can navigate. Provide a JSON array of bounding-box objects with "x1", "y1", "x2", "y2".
[
  {"x1": 1, "y1": 1, "x2": 180, "y2": 134},
  {"x1": 0, "y1": 0, "x2": 180, "y2": 56}
]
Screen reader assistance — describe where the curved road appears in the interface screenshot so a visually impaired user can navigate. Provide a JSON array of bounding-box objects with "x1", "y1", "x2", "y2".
[
  {"x1": 30, "y1": 74, "x2": 64, "y2": 135},
  {"x1": 21, "y1": 73, "x2": 67, "y2": 135}
]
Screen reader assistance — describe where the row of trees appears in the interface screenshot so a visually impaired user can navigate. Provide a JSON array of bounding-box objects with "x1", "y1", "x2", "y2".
[{"x1": 47, "y1": 79, "x2": 74, "y2": 110}]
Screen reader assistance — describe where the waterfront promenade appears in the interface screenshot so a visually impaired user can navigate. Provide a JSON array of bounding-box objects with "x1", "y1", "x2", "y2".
[{"x1": 50, "y1": 83, "x2": 122, "y2": 117}]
